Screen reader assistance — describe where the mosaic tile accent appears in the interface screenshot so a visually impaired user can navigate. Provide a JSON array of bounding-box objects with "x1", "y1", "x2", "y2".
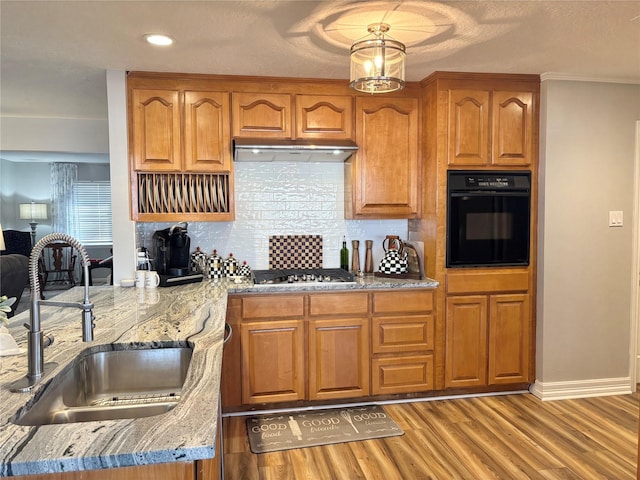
[{"x1": 269, "y1": 235, "x2": 323, "y2": 269}]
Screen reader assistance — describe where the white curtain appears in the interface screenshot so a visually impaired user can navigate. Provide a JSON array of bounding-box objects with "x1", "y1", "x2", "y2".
[{"x1": 50, "y1": 163, "x2": 78, "y2": 234}]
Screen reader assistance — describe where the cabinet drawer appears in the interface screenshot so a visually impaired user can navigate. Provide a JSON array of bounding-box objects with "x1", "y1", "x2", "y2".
[
  {"x1": 241, "y1": 295, "x2": 304, "y2": 319},
  {"x1": 372, "y1": 355, "x2": 434, "y2": 395},
  {"x1": 309, "y1": 292, "x2": 369, "y2": 316},
  {"x1": 446, "y1": 271, "x2": 529, "y2": 294},
  {"x1": 372, "y1": 315, "x2": 434, "y2": 354},
  {"x1": 372, "y1": 290, "x2": 434, "y2": 314}
]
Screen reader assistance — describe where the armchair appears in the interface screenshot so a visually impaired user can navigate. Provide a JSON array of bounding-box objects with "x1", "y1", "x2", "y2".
[{"x1": 1, "y1": 230, "x2": 32, "y2": 258}]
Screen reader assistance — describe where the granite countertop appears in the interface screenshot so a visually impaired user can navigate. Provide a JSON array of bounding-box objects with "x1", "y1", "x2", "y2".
[
  {"x1": 226, "y1": 273, "x2": 439, "y2": 294},
  {"x1": 0, "y1": 274, "x2": 438, "y2": 477},
  {"x1": 0, "y1": 282, "x2": 228, "y2": 477}
]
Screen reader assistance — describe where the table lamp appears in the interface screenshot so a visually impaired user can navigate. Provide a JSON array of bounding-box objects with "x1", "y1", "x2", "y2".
[
  {"x1": 0, "y1": 224, "x2": 5, "y2": 252},
  {"x1": 19, "y1": 202, "x2": 48, "y2": 247}
]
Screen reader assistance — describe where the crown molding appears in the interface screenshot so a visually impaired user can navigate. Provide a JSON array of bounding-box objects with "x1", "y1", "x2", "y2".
[{"x1": 541, "y1": 72, "x2": 640, "y2": 85}]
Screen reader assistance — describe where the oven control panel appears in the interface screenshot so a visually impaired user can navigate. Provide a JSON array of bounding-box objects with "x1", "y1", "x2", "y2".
[{"x1": 465, "y1": 176, "x2": 512, "y2": 188}]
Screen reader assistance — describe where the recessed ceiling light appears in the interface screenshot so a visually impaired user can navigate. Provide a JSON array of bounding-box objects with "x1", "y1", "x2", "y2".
[{"x1": 144, "y1": 34, "x2": 174, "y2": 46}]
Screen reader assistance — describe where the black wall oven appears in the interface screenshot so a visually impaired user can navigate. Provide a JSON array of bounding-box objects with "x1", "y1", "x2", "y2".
[{"x1": 447, "y1": 171, "x2": 531, "y2": 268}]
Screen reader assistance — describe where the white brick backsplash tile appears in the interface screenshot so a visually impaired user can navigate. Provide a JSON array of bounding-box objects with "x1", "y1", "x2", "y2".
[{"x1": 136, "y1": 163, "x2": 408, "y2": 270}]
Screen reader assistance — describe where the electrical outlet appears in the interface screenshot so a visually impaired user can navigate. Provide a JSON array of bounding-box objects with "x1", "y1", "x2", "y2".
[{"x1": 609, "y1": 210, "x2": 624, "y2": 227}]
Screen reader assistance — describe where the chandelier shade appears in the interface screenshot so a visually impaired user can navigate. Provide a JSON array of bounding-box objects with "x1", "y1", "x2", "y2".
[{"x1": 349, "y1": 23, "x2": 406, "y2": 94}]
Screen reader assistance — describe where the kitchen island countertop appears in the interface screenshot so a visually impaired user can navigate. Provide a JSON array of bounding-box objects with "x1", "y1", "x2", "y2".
[
  {"x1": 0, "y1": 282, "x2": 228, "y2": 477},
  {"x1": 0, "y1": 274, "x2": 438, "y2": 476}
]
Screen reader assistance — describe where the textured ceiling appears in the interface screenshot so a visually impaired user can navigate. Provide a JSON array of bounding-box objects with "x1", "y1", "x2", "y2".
[{"x1": 1, "y1": 0, "x2": 639, "y2": 121}]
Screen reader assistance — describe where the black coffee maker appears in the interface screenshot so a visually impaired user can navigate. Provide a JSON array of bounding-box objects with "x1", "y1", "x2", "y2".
[{"x1": 152, "y1": 222, "x2": 203, "y2": 286}]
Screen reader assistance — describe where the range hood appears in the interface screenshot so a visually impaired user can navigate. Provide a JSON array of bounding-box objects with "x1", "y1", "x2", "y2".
[{"x1": 233, "y1": 138, "x2": 358, "y2": 163}]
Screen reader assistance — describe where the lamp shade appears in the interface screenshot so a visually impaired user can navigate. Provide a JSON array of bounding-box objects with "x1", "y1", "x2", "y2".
[
  {"x1": 0, "y1": 224, "x2": 5, "y2": 251},
  {"x1": 19, "y1": 202, "x2": 48, "y2": 221},
  {"x1": 350, "y1": 23, "x2": 406, "y2": 94}
]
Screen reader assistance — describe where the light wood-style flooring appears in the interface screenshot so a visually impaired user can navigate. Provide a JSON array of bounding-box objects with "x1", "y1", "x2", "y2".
[{"x1": 223, "y1": 392, "x2": 639, "y2": 479}]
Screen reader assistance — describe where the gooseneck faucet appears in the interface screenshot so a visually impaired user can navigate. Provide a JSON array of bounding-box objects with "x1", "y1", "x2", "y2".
[{"x1": 10, "y1": 233, "x2": 95, "y2": 392}]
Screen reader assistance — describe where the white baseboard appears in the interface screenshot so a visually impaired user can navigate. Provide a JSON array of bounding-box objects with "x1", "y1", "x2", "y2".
[{"x1": 530, "y1": 377, "x2": 632, "y2": 401}]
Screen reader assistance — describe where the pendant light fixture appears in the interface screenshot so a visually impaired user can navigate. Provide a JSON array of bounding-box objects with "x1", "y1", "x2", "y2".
[{"x1": 349, "y1": 23, "x2": 406, "y2": 94}]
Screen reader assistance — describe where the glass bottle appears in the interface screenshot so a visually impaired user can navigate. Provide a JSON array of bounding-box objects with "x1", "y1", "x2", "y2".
[
  {"x1": 340, "y1": 237, "x2": 349, "y2": 270},
  {"x1": 351, "y1": 240, "x2": 360, "y2": 273}
]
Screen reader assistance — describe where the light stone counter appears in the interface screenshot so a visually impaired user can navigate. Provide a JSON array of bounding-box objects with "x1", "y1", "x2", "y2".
[
  {"x1": 0, "y1": 281, "x2": 228, "y2": 477},
  {"x1": 226, "y1": 273, "x2": 439, "y2": 294},
  {"x1": 0, "y1": 275, "x2": 438, "y2": 477}
]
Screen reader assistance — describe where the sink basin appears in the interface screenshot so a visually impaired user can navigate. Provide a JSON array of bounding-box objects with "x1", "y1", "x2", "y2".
[{"x1": 12, "y1": 346, "x2": 193, "y2": 426}]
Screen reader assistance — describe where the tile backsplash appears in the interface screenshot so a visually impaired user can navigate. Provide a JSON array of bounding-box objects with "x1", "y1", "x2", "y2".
[{"x1": 136, "y1": 162, "x2": 408, "y2": 270}]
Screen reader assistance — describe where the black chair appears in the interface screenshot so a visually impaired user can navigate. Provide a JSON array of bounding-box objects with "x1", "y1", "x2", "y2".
[{"x1": 1, "y1": 230, "x2": 32, "y2": 258}]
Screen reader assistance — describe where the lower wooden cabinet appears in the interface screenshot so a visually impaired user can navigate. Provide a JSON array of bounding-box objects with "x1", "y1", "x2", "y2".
[
  {"x1": 488, "y1": 294, "x2": 531, "y2": 384},
  {"x1": 241, "y1": 319, "x2": 305, "y2": 404},
  {"x1": 445, "y1": 296, "x2": 488, "y2": 388},
  {"x1": 223, "y1": 289, "x2": 436, "y2": 409},
  {"x1": 372, "y1": 355, "x2": 433, "y2": 395},
  {"x1": 308, "y1": 317, "x2": 370, "y2": 400},
  {"x1": 445, "y1": 293, "x2": 530, "y2": 388},
  {"x1": 370, "y1": 290, "x2": 435, "y2": 395},
  {"x1": 12, "y1": 459, "x2": 219, "y2": 480}
]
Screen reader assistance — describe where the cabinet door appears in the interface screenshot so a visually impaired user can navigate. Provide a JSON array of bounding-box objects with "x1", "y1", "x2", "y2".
[
  {"x1": 350, "y1": 97, "x2": 420, "y2": 218},
  {"x1": 131, "y1": 88, "x2": 181, "y2": 171},
  {"x1": 308, "y1": 318, "x2": 369, "y2": 400},
  {"x1": 372, "y1": 355, "x2": 434, "y2": 395},
  {"x1": 232, "y1": 92, "x2": 291, "y2": 138},
  {"x1": 492, "y1": 91, "x2": 533, "y2": 166},
  {"x1": 12, "y1": 462, "x2": 195, "y2": 480},
  {"x1": 445, "y1": 296, "x2": 488, "y2": 388},
  {"x1": 241, "y1": 320, "x2": 305, "y2": 404},
  {"x1": 488, "y1": 293, "x2": 531, "y2": 384},
  {"x1": 447, "y1": 89, "x2": 490, "y2": 166},
  {"x1": 184, "y1": 91, "x2": 231, "y2": 172},
  {"x1": 295, "y1": 94, "x2": 353, "y2": 140}
]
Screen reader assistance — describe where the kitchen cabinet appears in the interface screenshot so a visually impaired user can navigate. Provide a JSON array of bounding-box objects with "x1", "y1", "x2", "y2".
[
  {"x1": 347, "y1": 96, "x2": 420, "y2": 219},
  {"x1": 231, "y1": 92, "x2": 292, "y2": 138},
  {"x1": 444, "y1": 270, "x2": 532, "y2": 388},
  {"x1": 222, "y1": 289, "x2": 436, "y2": 410},
  {"x1": 131, "y1": 88, "x2": 181, "y2": 171},
  {"x1": 239, "y1": 294, "x2": 305, "y2": 404},
  {"x1": 371, "y1": 290, "x2": 435, "y2": 395},
  {"x1": 241, "y1": 320, "x2": 306, "y2": 404},
  {"x1": 128, "y1": 81, "x2": 234, "y2": 222},
  {"x1": 232, "y1": 92, "x2": 354, "y2": 140},
  {"x1": 447, "y1": 88, "x2": 534, "y2": 167},
  {"x1": 295, "y1": 94, "x2": 353, "y2": 140},
  {"x1": 130, "y1": 89, "x2": 231, "y2": 172},
  {"x1": 308, "y1": 317, "x2": 370, "y2": 400},
  {"x1": 444, "y1": 295, "x2": 488, "y2": 387},
  {"x1": 11, "y1": 459, "x2": 219, "y2": 479},
  {"x1": 184, "y1": 91, "x2": 231, "y2": 171}
]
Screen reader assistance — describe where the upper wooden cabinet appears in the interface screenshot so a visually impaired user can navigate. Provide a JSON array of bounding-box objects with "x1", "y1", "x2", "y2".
[
  {"x1": 130, "y1": 88, "x2": 231, "y2": 173},
  {"x1": 131, "y1": 88, "x2": 181, "y2": 171},
  {"x1": 347, "y1": 96, "x2": 420, "y2": 219},
  {"x1": 232, "y1": 92, "x2": 353, "y2": 140},
  {"x1": 184, "y1": 91, "x2": 231, "y2": 171},
  {"x1": 295, "y1": 94, "x2": 353, "y2": 139},
  {"x1": 448, "y1": 88, "x2": 534, "y2": 166},
  {"x1": 232, "y1": 92, "x2": 292, "y2": 138}
]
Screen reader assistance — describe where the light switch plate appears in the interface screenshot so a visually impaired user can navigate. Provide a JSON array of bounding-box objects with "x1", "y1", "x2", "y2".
[{"x1": 609, "y1": 210, "x2": 623, "y2": 227}]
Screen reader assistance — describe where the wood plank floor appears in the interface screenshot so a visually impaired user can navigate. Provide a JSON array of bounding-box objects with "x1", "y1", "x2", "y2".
[{"x1": 222, "y1": 392, "x2": 639, "y2": 479}]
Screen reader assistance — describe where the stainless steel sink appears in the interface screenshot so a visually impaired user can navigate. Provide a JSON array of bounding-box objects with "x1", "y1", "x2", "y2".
[{"x1": 12, "y1": 346, "x2": 193, "y2": 426}]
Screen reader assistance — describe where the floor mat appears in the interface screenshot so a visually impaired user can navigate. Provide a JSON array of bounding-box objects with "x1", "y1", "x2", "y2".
[{"x1": 246, "y1": 405, "x2": 403, "y2": 453}]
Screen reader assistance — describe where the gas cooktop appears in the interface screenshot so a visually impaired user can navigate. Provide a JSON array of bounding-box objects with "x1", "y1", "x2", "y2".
[{"x1": 252, "y1": 268, "x2": 355, "y2": 285}]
